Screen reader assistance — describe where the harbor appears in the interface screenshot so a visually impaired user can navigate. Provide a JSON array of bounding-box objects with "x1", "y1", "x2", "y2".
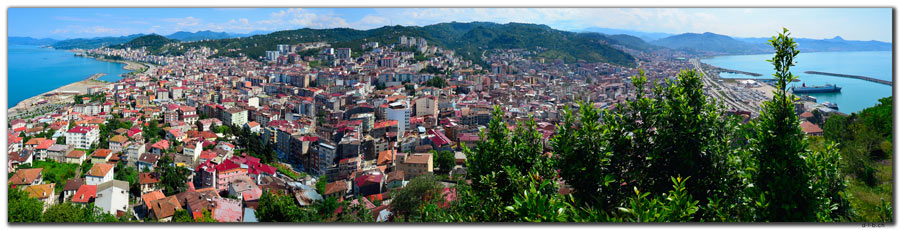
[{"x1": 700, "y1": 51, "x2": 892, "y2": 113}]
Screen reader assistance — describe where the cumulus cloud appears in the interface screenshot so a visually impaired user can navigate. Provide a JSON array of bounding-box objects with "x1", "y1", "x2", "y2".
[{"x1": 258, "y1": 8, "x2": 351, "y2": 30}]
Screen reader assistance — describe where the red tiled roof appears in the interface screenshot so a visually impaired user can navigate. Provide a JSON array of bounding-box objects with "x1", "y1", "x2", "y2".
[
  {"x1": 71, "y1": 185, "x2": 98, "y2": 203},
  {"x1": 152, "y1": 140, "x2": 170, "y2": 150},
  {"x1": 354, "y1": 173, "x2": 384, "y2": 187},
  {"x1": 800, "y1": 121, "x2": 823, "y2": 134},
  {"x1": 91, "y1": 149, "x2": 113, "y2": 158},
  {"x1": 373, "y1": 120, "x2": 399, "y2": 129},
  {"x1": 9, "y1": 168, "x2": 43, "y2": 185},
  {"x1": 67, "y1": 126, "x2": 96, "y2": 134},
  {"x1": 325, "y1": 180, "x2": 348, "y2": 195},
  {"x1": 215, "y1": 159, "x2": 242, "y2": 173},
  {"x1": 142, "y1": 190, "x2": 166, "y2": 211},
  {"x1": 67, "y1": 150, "x2": 86, "y2": 158},
  {"x1": 377, "y1": 150, "x2": 394, "y2": 166},
  {"x1": 87, "y1": 163, "x2": 114, "y2": 177},
  {"x1": 139, "y1": 172, "x2": 161, "y2": 185},
  {"x1": 35, "y1": 139, "x2": 55, "y2": 150},
  {"x1": 429, "y1": 129, "x2": 452, "y2": 146}
]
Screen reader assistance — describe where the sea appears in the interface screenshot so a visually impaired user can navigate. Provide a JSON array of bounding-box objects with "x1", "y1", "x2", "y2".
[
  {"x1": 701, "y1": 51, "x2": 893, "y2": 114},
  {"x1": 8, "y1": 44, "x2": 133, "y2": 108}
]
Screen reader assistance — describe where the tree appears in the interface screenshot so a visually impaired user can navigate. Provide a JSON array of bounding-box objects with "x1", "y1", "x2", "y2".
[
  {"x1": 156, "y1": 155, "x2": 190, "y2": 196},
  {"x1": 80, "y1": 161, "x2": 94, "y2": 176},
  {"x1": 8, "y1": 185, "x2": 44, "y2": 222},
  {"x1": 431, "y1": 150, "x2": 455, "y2": 173},
  {"x1": 216, "y1": 125, "x2": 230, "y2": 134},
  {"x1": 748, "y1": 28, "x2": 836, "y2": 221},
  {"x1": 114, "y1": 161, "x2": 140, "y2": 195},
  {"x1": 423, "y1": 76, "x2": 449, "y2": 88},
  {"x1": 459, "y1": 106, "x2": 558, "y2": 221},
  {"x1": 555, "y1": 69, "x2": 742, "y2": 219},
  {"x1": 616, "y1": 177, "x2": 700, "y2": 222},
  {"x1": 256, "y1": 191, "x2": 318, "y2": 222},
  {"x1": 172, "y1": 209, "x2": 193, "y2": 222},
  {"x1": 174, "y1": 209, "x2": 217, "y2": 222},
  {"x1": 316, "y1": 175, "x2": 328, "y2": 195},
  {"x1": 42, "y1": 202, "x2": 118, "y2": 222},
  {"x1": 390, "y1": 175, "x2": 443, "y2": 221}
]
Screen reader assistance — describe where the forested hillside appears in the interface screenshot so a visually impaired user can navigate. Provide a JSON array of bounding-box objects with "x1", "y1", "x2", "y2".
[{"x1": 181, "y1": 22, "x2": 638, "y2": 68}]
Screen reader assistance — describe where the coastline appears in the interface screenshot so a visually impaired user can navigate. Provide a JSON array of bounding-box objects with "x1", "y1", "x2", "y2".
[
  {"x1": 9, "y1": 73, "x2": 110, "y2": 115},
  {"x1": 65, "y1": 49, "x2": 148, "y2": 72},
  {"x1": 10, "y1": 48, "x2": 155, "y2": 114}
]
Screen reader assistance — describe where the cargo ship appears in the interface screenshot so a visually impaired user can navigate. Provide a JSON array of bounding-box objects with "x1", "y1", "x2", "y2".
[{"x1": 791, "y1": 83, "x2": 841, "y2": 93}]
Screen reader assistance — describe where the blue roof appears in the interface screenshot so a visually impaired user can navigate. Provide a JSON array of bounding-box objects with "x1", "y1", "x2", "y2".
[{"x1": 243, "y1": 208, "x2": 258, "y2": 222}]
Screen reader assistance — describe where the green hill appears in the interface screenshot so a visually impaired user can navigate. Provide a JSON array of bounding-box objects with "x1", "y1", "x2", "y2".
[
  {"x1": 184, "y1": 22, "x2": 636, "y2": 68},
  {"x1": 651, "y1": 32, "x2": 766, "y2": 54},
  {"x1": 109, "y1": 34, "x2": 181, "y2": 55},
  {"x1": 52, "y1": 34, "x2": 145, "y2": 49}
]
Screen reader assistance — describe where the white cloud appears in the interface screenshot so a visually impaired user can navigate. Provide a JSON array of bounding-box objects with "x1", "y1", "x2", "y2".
[
  {"x1": 162, "y1": 16, "x2": 201, "y2": 27},
  {"x1": 255, "y1": 8, "x2": 352, "y2": 30},
  {"x1": 49, "y1": 25, "x2": 129, "y2": 35}
]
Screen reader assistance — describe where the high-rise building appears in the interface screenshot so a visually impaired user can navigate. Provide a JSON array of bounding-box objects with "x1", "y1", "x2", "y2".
[
  {"x1": 335, "y1": 48, "x2": 352, "y2": 60},
  {"x1": 385, "y1": 100, "x2": 411, "y2": 138},
  {"x1": 266, "y1": 51, "x2": 281, "y2": 61},
  {"x1": 277, "y1": 44, "x2": 292, "y2": 54}
]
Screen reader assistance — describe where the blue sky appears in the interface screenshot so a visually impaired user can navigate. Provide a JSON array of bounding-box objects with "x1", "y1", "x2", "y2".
[{"x1": 7, "y1": 8, "x2": 893, "y2": 42}]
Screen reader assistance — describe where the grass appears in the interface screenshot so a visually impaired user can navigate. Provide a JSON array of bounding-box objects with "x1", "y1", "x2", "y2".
[
  {"x1": 809, "y1": 136, "x2": 893, "y2": 222},
  {"x1": 275, "y1": 163, "x2": 301, "y2": 180},
  {"x1": 28, "y1": 160, "x2": 80, "y2": 192},
  {"x1": 847, "y1": 163, "x2": 893, "y2": 223}
]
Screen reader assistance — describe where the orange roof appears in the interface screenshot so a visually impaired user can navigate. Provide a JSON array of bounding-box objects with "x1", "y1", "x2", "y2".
[
  {"x1": 91, "y1": 149, "x2": 113, "y2": 158},
  {"x1": 67, "y1": 150, "x2": 86, "y2": 158},
  {"x1": 405, "y1": 153, "x2": 432, "y2": 165},
  {"x1": 35, "y1": 139, "x2": 55, "y2": 149},
  {"x1": 377, "y1": 150, "x2": 394, "y2": 166},
  {"x1": 325, "y1": 180, "x2": 348, "y2": 195},
  {"x1": 109, "y1": 135, "x2": 128, "y2": 143},
  {"x1": 87, "y1": 163, "x2": 115, "y2": 177},
  {"x1": 25, "y1": 138, "x2": 47, "y2": 146},
  {"x1": 9, "y1": 168, "x2": 43, "y2": 185},
  {"x1": 386, "y1": 95, "x2": 407, "y2": 103},
  {"x1": 142, "y1": 190, "x2": 166, "y2": 210},
  {"x1": 139, "y1": 172, "x2": 161, "y2": 185},
  {"x1": 24, "y1": 183, "x2": 55, "y2": 199},
  {"x1": 373, "y1": 120, "x2": 399, "y2": 129},
  {"x1": 800, "y1": 121, "x2": 823, "y2": 134}
]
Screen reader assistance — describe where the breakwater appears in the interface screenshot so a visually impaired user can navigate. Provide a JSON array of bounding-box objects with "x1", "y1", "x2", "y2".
[
  {"x1": 706, "y1": 65, "x2": 763, "y2": 77},
  {"x1": 804, "y1": 71, "x2": 892, "y2": 86}
]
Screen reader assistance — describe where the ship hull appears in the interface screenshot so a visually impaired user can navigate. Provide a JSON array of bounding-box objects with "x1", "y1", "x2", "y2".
[{"x1": 792, "y1": 86, "x2": 842, "y2": 93}]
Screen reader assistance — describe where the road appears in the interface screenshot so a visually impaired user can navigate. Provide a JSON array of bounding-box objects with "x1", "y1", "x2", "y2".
[{"x1": 690, "y1": 59, "x2": 759, "y2": 115}]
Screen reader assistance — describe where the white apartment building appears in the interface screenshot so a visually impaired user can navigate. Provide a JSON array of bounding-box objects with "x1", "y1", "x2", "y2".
[
  {"x1": 385, "y1": 100, "x2": 411, "y2": 138},
  {"x1": 66, "y1": 126, "x2": 99, "y2": 149}
]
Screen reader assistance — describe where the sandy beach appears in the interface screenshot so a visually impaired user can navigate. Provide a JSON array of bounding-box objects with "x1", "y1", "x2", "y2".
[
  {"x1": 8, "y1": 73, "x2": 110, "y2": 116},
  {"x1": 8, "y1": 52, "x2": 155, "y2": 118}
]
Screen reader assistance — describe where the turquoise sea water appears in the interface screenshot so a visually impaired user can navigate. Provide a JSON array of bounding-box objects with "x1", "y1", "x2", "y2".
[
  {"x1": 8, "y1": 45, "x2": 132, "y2": 108},
  {"x1": 701, "y1": 51, "x2": 893, "y2": 113}
]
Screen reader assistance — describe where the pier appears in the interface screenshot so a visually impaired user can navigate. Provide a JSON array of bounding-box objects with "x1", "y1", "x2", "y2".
[
  {"x1": 804, "y1": 71, "x2": 892, "y2": 86},
  {"x1": 705, "y1": 65, "x2": 763, "y2": 77}
]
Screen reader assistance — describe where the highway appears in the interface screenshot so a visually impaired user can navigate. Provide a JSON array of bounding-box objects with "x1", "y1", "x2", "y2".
[{"x1": 690, "y1": 59, "x2": 759, "y2": 116}]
